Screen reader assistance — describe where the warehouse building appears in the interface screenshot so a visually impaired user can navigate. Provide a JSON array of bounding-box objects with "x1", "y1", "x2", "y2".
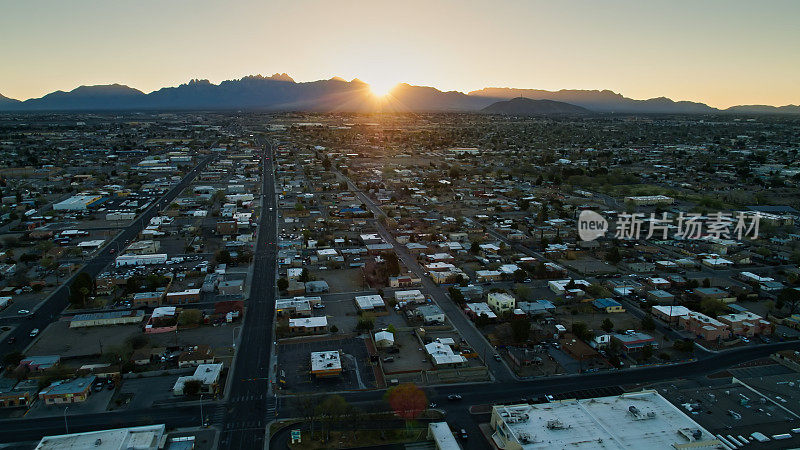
[
  {"x1": 115, "y1": 253, "x2": 168, "y2": 267},
  {"x1": 52, "y1": 195, "x2": 103, "y2": 211},
  {"x1": 490, "y1": 390, "x2": 718, "y2": 450},
  {"x1": 69, "y1": 310, "x2": 145, "y2": 328}
]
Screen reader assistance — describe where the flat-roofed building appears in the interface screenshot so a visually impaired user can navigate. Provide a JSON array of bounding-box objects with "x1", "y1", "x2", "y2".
[
  {"x1": 69, "y1": 310, "x2": 145, "y2": 328},
  {"x1": 395, "y1": 290, "x2": 425, "y2": 305},
  {"x1": 489, "y1": 390, "x2": 718, "y2": 450},
  {"x1": 717, "y1": 311, "x2": 773, "y2": 337},
  {"x1": 39, "y1": 376, "x2": 96, "y2": 404},
  {"x1": 288, "y1": 316, "x2": 328, "y2": 334},
  {"x1": 355, "y1": 294, "x2": 385, "y2": 311},
  {"x1": 311, "y1": 351, "x2": 341, "y2": 378},
  {"x1": 34, "y1": 424, "x2": 166, "y2": 450}
]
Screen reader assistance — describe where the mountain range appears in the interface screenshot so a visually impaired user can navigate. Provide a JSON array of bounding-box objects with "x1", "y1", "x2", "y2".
[
  {"x1": 481, "y1": 97, "x2": 591, "y2": 115},
  {"x1": 0, "y1": 74, "x2": 798, "y2": 114}
]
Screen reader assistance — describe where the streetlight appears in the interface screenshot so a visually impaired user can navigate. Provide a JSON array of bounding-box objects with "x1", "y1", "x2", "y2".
[
  {"x1": 64, "y1": 406, "x2": 69, "y2": 434},
  {"x1": 232, "y1": 325, "x2": 243, "y2": 348},
  {"x1": 199, "y1": 394, "x2": 204, "y2": 427}
]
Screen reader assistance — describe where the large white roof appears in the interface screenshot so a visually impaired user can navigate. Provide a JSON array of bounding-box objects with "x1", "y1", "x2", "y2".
[{"x1": 493, "y1": 390, "x2": 718, "y2": 449}]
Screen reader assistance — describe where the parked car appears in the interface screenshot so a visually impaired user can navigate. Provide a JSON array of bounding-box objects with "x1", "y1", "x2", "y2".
[
  {"x1": 17, "y1": 309, "x2": 30, "y2": 315},
  {"x1": 29, "y1": 328, "x2": 39, "y2": 337},
  {"x1": 6, "y1": 337, "x2": 15, "y2": 344},
  {"x1": 447, "y1": 394, "x2": 462, "y2": 401}
]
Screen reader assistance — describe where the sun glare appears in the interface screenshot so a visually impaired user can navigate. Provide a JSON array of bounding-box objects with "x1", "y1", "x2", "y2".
[{"x1": 368, "y1": 80, "x2": 397, "y2": 97}]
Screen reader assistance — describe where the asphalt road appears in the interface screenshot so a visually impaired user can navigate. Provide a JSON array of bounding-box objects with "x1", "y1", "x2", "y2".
[
  {"x1": 216, "y1": 141, "x2": 277, "y2": 449},
  {"x1": 0, "y1": 155, "x2": 215, "y2": 355}
]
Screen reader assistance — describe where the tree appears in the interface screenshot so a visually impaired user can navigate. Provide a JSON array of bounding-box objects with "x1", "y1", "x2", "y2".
[
  {"x1": 277, "y1": 277, "x2": 289, "y2": 292},
  {"x1": 511, "y1": 317, "x2": 531, "y2": 343},
  {"x1": 700, "y1": 298, "x2": 727, "y2": 317},
  {"x1": 605, "y1": 246, "x2": 622, "y2": 264},
  {"x1": 183, "y1": 379, "x2": 202, "y2": 396},
  {"x1": 513, "y1": 269, "x2": 527, "y2": 283},
  {"x1": 470, "y1": 241, "x2": 480, "y2": 255},
  {"x1": 215, "y1": 250, "x2": 232, "y2": 265},
  {"x1": 385, "y1": 253, "x2": 401, "y2": 277},
  {"x1": 322, "y1": 157, "x2": 332, "y2": 171},
  {"x1": 448, "y1": 287, "x2": 465, "y2": 306},
  {"x1": 640, "y1": 344, "x2": 654, "y2": 361},
  {"x1": 317, "y1": 395, "x2": 348, "y2": 442},
  {"x1": 356, "y1": 317, "x2": 374, "y2": 332},
  {"x1": 572, "y1": 321, "x2": 593, "y2": 341},
  {"x1": 384, "y1": 383, "x2": 427, "y2": 423},
  {"x1": 601, "y1": 318, "x2": 614, "y2": 333},
  {"x1": 297, "y1": 394, "x2": 320, "y2": 440},
  {"x1": 641, "y1": 315, "x2": 656, "y2": 332},
  {"x1": 69, "y1": 271, "x2": 94, "y2": 308},
  {"x1": 702, "y1": 278, "x2": 711, "y2": 288},
  {"x1": 3, "y1": 351, "x2": 23, "y2": 367},
  {"x1": 299, "y1": 268, "x2": 310, "y2": 283},
  {"x1": 777, "y1": 288, "x2": 800, "y2": 314},
  {"x1": 178, "y1": 309, "x2": 203, "y2": 326}
]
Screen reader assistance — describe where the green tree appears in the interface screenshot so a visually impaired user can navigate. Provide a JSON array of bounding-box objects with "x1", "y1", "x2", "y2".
[
  {"x1": 470, "y1": 241, "x2": 480, "y2": 255},
  {"x1": 640, "y1": 344, "x2": 654, "y2": 361},
  {"x1": 277, "y1": 277, "x2": 289, "y2": 292},
  {"x1": 69, "y1": 271, "x2": 94, "y2": 308},
  {"x1": 572, "y1": 321, "x2": 593, "y2": 341},
  {"x1": 317, "y1": 395, "x2": 348, "y2": 442},
  {"x1": 178, "y1": 309, "x2": 203, "y2": 326},
  {"x1": 605, "y1": 246, "x2": 622, "y2": 264},
  {"x1": 601, "y1": 318, "x2": 614, "y2": 333},
  {"x1": 511, "y1": 317, "x2": 531, "y2": 342},
  {"x1": 183, "y1": 379, "x2": 202, "y2": 396},
  {"x1": 777, "y1": 288, "x2": 800, "y2": 314}
]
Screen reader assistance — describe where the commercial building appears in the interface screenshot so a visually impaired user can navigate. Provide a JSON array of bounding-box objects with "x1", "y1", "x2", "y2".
[
  {"x1": 39, "y1": 376, "x2": 96, "y2": 404},
  {"x1": 34, "y1": 424, "x2": 166, "y2": 450},
  {"x1": 114, "y1": 253, "x2": 168, "y2": 267},
  {"x1": 623, "y1": 195, "x2": 674, "y2": 206},
  {"x1": 490, "y1": 390, "x2": 718, "y2": 450},
  {"x1": 355, "y1": 294, "x2": 385, "y2": 312},
  {"x1": 165, "y1": 289, "x2": 201, "y2": 305},
  {"x1": 611, "y1": 332, "x2": 658, "y2": 352},
  {"x1": 288, "y1": 316, "x2": 328, "y2": 334},
  {"x1": 592, "y1": 298, "x2": 625, "y2": 313},
  {"x1": 52, "y1": 195, "x2": 103, "y2": 211},
  {"x1": 69, "y1": 310, "x2": 145, "y2": 328},
  {"x1": 0, "y1": 379, "x2": 38, "y2": 408},
  {"x1": 717, "y1": 311, "x2": 773, "y2": 337},
  {"x1": 424, "y1": 339, "x2": 466, "y2": 366},
  {"x1": 172, "y1": 363, "x2": 223, "y2": 395},
  {"x1": 311, "y1": 351, "x2": 342, "y2": 378}
]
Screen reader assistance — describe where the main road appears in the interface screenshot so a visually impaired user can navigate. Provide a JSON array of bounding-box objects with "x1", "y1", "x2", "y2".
[
  {"x1": 216, "y1": 140, "x2": 278, "y2": 449},
  {"x1": 0, "y1": 155, "x2": 215, "y2": 356}
]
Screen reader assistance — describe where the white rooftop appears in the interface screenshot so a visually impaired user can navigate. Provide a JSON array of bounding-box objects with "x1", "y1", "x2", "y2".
[
  {"x1": 492, "y1": 390, "x2": 718, "y2": 450},
  {"x1": 311, "y1": 350, "x2": 341, "y2": 372},
  {"x1": 35, "y1": 424, "x2": 166, "y2": 450},
  {"x1": 355, "y1": 294, "x2": 385, "y2": 310},
  {"x1": 289, "y1": 316, "x2": 327, "y2": 328}
]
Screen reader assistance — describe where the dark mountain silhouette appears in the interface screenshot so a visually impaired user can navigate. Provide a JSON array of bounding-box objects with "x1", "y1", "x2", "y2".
[
  {"x1": 724, "y1": 104, "x2": 800, "y2": 114},
  {"x1": 0, "y1": 74, "x2": 797, "y2": 114},
  {"x1": 469, "y1": 88, "x2": 716, "y2": 114},
  {"x1": 481, "y1": 97, "x2": 590, "y2": 115},
  {"x1": 0, "y1": 93, "x2": 21, "y2": 106}
]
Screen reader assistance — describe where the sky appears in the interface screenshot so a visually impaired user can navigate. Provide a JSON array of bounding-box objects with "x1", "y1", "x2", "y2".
[{"x1": 1, "y1": 0, "x2": 799, "y2": 108}]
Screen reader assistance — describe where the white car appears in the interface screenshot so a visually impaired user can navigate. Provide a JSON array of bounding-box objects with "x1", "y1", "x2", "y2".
[{"x1": 29, "y1": 328, "x2": 39, "y2": 337}]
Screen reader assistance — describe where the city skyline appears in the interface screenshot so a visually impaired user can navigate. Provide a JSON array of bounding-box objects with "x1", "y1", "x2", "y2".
[{"x1": 1, "y1": 0, "x2": 799, "y2": 108}]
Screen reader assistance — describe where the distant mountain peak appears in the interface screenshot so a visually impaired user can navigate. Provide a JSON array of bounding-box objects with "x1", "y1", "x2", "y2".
[
  {"x1": 481, "y1": 97, "x2": 590, "y2": 115},
  {"x1": 267, "y1": 73, "x2": 294, "y2": 82},
  {"x1": 329, "y1": 76, "x2": 346, "y2": 82}
]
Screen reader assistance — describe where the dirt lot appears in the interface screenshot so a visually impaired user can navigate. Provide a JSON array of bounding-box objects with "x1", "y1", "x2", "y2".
[
  {"x1": 312, "y1": 268, "x2": 366, "y2": 293},
  {"x1": 552, "y1": 305, "x2": 641, "y2": 334},
  {"x1": 27, "y1": 321, "x2": 141, "y2": 358}
]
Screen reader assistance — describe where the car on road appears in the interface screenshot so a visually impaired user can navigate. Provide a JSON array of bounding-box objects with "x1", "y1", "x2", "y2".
[
  {"x1": 382, "y1": 357, "x2": 394, "y2": 363},
  {"x1": 93, "y1": 381, "x2": 105, "y2": 392},
  {"x1": 312, "y1": 304, "x2": 325, "y2": 309},
  {"x1": 494, "y1": 354, "x2": 502, "y2": 361},
  {"x1": 6, "y1": 337, "x2": 15, "y2": 344},
  {"x1": 447, "y1": 394, "x2": 462, "y2": 401},
  {"x1": 17, "y1": 309, "x2": 30, "y2": 315},
  {"x1": 459, "y1": 429, "x2": 468, "y2": 440},
  {"x1": 29, "y1": 328, "x2": 39, "y2": 337}
]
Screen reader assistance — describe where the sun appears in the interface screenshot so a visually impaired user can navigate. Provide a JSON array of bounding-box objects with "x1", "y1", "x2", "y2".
[{"x1": 368, "y1": 80, "x2": 397, "y2": 97}]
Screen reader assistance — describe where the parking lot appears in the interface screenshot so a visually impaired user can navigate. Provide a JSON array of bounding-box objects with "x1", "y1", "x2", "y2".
[
  {"x1": 27, "y1": 321, "x2": 141, "y2": 358},
  {"x1": 276, "y1": 336, "x2": 375, "y2": 393},
  {"x1": 115, "y1": 375, "x2": 182, "y2": 410}
]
